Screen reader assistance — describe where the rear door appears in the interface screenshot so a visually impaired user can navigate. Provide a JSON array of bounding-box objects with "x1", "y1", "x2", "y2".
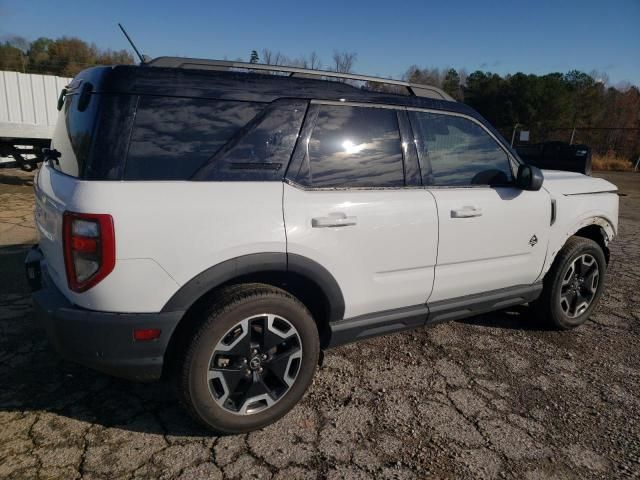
[
  {"x1": 407, "y1": 109, "x2": 550, "y2": 302},
  {"x1": 283, "y1": 102, "x2": 438, "y2": 319}
]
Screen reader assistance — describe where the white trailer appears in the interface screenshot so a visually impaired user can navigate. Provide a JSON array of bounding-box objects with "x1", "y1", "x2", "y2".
[{"x1": 0, "y1": 70, "x2": 71, "y2": 170}]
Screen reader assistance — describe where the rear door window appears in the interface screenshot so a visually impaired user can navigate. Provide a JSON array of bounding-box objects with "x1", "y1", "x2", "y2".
[
  {"x1": 125, "y1": 97, "x2": 264, "y2": 180},
  {"x1": 296, "y1": 104, "x2": 405, "y2": 188},
  {"x1": 193, "y1": 99, "x2": 307, "y2": 181},
  {"x1": 408, "y1": 111, "x2": 513, "y2": 186}
]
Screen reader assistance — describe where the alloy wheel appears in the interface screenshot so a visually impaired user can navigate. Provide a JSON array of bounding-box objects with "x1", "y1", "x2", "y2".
[
  {"x1": 559, "y1": 253, "x2": 599, "y2": 318},
  {"x1": 207, "y1": 314, "x2": 302, "y2": 415}
]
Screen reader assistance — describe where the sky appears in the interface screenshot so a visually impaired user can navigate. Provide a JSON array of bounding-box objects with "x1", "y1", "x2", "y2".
[{"x1": 1, "y1": 0, "x2": 638, "y2": 86}]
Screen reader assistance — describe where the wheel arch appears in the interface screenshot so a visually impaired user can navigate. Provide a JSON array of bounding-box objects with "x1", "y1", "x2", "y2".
[
  {"x1": 567, "y1": 216, "x2": 615, "y2": 264},
  {"x1": 541, "y1": 215, "x2": 615, "y2": 280},
  {"x1": 161, "y1": 253, "x2": 344, "y2": 375}
]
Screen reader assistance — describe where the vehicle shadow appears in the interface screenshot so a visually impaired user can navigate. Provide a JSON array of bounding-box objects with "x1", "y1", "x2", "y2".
[
  {"x1": 0, "y1": 170, "x2": 34, "y2": 187},
  {"x1": 0, "y1": 243, "x2": 212, "y2": 438},
  {"x1": 457, "y1": 304, "x2": 552, "y2": 331},
  {"x1": 0, "y1": 243, "x2": 547, "y2": 437}
]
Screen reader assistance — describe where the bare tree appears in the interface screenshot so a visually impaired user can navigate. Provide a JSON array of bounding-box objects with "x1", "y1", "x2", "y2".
[
  {"x1": 261, "y1": 49, "x2": 287, "y2": 66},
  {"x1": 458, "y1": 67, "x2": 469, "y2": 88},
  {"x1": 308, "y1": 51, "x2": 322, "y2": 70},
  {"x1": 404, "y1": 66, "x2": 445, "y2": 87},
  {"x1": 332, "y1": 50, "x2": 357, "y2": 74},
  {"x1": 6, "y1": 35, "x2": 30, "y2": 53},
  {"x1": 261, "y1": 48, "x2": 273, "y2": 65},
  {"x1": 589, "y1": 69, "x2": 610, "y2": 87},
  {"x1": 288, "y1": 56, "x2": 307, "y2": 68}
]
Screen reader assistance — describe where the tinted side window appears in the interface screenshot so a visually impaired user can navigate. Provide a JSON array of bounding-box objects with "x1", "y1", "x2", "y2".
[
  {"x1": 51, "y1": 91, "x2": 99, "y2": 178},
  {"x1": 125, "y1": 97, "x2": 264, "y2": 180},
  {"x1": 409, "y1": 111, "x2": 513, "y2": 186},
  {"x1": 194, "y1": 99, "x2": 307, "y2": 181},
  {"x1": 301, "y1": 105, "x2": 404, "y2": 188}
]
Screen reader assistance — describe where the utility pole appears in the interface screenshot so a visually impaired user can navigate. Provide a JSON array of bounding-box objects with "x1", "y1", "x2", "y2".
[{"x1": 510, "y1": 123, "x2": 521, "y2": 147}]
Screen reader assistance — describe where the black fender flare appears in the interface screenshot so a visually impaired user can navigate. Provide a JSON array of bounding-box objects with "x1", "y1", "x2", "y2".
[{"x1": 161, "y1": 252, "x2": 345, "y2": 323}]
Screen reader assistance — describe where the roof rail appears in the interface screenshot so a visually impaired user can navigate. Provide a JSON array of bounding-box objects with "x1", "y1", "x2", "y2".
[{"x1": 146, "y1": 56, "x2": 455, "y2": 102}]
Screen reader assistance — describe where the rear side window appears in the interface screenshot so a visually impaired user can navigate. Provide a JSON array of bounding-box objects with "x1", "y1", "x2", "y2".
[
  {"x1": 298, "y1": 104, "x2": 404, "y2": 188},
  {"x1": 125, "y1": 97, "x2": 264, "y2": 180},
  {"x1": 51, "y1": 90, "x2": 99, "y2": 178},
  {"x1": 409, "y1": 111, "x2": 513, "y2": 186}
]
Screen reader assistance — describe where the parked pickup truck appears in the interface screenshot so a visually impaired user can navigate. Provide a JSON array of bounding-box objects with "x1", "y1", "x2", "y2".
[
  {"x1": 516, "y1": 141, "x2": 592, "y2": 175},
  {"x1": 26, "y1": 58, "x2": 619, "y2": 434}
]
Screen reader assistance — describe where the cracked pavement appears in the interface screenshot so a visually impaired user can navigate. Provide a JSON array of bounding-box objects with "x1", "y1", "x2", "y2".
[{"x1": 0, "y1": 170, "x2": 639, "y2": 479}]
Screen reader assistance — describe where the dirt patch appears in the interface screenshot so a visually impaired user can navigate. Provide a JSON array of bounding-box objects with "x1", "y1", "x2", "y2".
[{"x1": 0, "y1": 170, "x2": 638, "y2": 479}]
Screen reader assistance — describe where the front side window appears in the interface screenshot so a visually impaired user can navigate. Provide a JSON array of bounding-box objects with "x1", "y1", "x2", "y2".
[
  {"x1": 409, "y1": 111, "x2": 513, "y2": 186},
  {"x1": 299, "y1": 104, "x2": 404, "y2": 188}
]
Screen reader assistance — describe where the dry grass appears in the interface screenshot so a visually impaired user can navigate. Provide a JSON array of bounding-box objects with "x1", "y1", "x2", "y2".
[{"x1": 592, "y1": 151, "x2": 634, "y2": 171}]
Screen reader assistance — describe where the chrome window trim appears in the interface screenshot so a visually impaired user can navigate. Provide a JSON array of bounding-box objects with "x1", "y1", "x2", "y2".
[
  {"x1": 310, "y1": 99, "x2": 403, "y2": 110},
  {"x1": 293, "y1": 100, "x2": 520, "y2": 191}
]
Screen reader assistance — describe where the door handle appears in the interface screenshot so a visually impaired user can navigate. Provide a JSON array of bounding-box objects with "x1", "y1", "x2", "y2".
[
  {"x1": 312, "y1": 212, "x2": 357, "y2": 228},
  {"x1": 451, "y1": 206, "x2": 483, "y2": 218}
]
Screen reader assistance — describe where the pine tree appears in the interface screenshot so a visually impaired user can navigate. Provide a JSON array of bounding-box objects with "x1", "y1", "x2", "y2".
[{"x1": 442, "y1": 68, "x2": 462, "y2": 100}]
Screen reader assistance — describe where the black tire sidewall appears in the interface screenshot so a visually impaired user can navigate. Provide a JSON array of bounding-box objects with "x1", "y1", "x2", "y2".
[
  {"x1": 549, "y1": 240, "x2": 606, "y2": 328},
  {"x1": 186, "y1": 294, "x2": 319, "y2": 434}
]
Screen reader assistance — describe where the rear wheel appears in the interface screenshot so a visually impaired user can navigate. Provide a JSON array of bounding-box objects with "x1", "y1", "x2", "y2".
[
  {"x1": 536, "y1": 236, "x2": 606, "y2": 329},
  {"x1": 177, "y1": 284, "x2": 319, "y2": 433}
]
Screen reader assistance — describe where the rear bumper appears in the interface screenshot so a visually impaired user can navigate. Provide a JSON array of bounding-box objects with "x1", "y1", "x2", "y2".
[{"x1": 28, "y1": 248, "x2": 184, "y2": 381}]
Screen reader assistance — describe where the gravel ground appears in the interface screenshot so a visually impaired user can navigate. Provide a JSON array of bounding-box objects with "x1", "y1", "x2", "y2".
[{"x1": 0, "y1": 170, "x2": 638, "y2": 480}]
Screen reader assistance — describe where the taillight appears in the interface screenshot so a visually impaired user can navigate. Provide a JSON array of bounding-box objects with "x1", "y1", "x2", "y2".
[{"x1": 63, "y1": 212, "x2": 115, "y2": 292}]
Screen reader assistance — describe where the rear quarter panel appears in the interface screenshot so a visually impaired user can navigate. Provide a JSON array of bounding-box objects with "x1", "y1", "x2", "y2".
[{"x1": 37, "y1": 165, "x2": 286, "y2": 312}]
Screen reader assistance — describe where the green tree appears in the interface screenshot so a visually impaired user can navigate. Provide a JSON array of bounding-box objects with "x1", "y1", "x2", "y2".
[
  {"x1": 442, "y1": 68, "x2": 462, "y2": 100},
  {"x1": 249, "y1": 50, "x2": 259, "y2": 64},
  {"x1": 0, "y1": 35, "x2": 134, "y2": 76},
  {"x1": 27, "y1": 37, "x2": 53, "y2": 72},
  {"x1": 0, "y1": 42, "x2": 26, "y2": 72}
]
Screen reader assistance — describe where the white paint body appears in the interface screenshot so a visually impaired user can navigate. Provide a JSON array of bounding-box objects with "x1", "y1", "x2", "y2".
[
  {"x1": 427, "y1": 186, "x2": 551, "y2": 302},
  {"x1": 35, "y1": 165, "x2": 285, "y2": 312},
  {"x1": 34, "y1": 162, "x2": 618, "y2": 317},
  {"x1": 283, "y1": 184, "x2": 438, "y2": 318}
]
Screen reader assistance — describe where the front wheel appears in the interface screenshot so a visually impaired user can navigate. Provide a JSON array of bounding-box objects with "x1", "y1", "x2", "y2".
[
  {"x1": 536, "y1": 236, "x2": 607, "y2": 329},
  {"x1": 177, "y1": 284, "x2": 319, "y2": 433}
]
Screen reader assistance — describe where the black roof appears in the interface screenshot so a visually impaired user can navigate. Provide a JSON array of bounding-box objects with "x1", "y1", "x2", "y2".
[
  {"x1": 72, "y1": 63, "x2": 516, "y2": 154},
  {"x1": 76, "y1": 64, "x2": 471, "y2": 112}
]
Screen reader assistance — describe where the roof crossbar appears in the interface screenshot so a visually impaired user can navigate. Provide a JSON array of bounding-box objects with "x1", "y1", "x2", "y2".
[{"x1": 146, "y1": 56, "x2": 455, "y2": 101}]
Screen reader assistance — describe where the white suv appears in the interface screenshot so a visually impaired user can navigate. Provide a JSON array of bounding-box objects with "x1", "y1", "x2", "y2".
[{"x1": 27, "y1": 57, "x2": 619, "y2": 433}]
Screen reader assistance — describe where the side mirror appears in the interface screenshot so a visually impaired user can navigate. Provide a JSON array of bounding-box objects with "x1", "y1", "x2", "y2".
[{"x1": 516, "y1": 164, "x2": 544, "y2": 191}]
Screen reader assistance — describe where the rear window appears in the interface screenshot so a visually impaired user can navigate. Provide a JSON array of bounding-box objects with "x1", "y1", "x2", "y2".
[
  {"x1": 125, "y1": 97, "x2": 264, "y2": 180},
  {"x1": 51, "y1": 91, "x2": 99, "y2": 178}
]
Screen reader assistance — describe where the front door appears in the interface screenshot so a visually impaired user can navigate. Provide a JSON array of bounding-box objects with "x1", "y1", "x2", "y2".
[{"x1": 407, "y1": 109, "x2": 550, "y2": 302}]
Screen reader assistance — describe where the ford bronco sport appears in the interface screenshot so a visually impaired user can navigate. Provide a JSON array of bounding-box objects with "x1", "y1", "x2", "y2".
[{"x1": 27, "y1": 57, "x2": 619, "y2": 433}]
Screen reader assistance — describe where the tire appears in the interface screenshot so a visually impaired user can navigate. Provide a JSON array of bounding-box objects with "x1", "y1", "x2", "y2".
[
  {"x1": 177, "y1": 283, "x2": 319, "y2": 434},
  {"x1": 536, "y1": 236, "x2": 606, "y2": 330}
]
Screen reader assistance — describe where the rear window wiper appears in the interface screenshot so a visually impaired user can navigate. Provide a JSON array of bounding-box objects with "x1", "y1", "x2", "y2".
[{"x1": 42, "y1": 148, "x2": 61, "y2": 166}]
